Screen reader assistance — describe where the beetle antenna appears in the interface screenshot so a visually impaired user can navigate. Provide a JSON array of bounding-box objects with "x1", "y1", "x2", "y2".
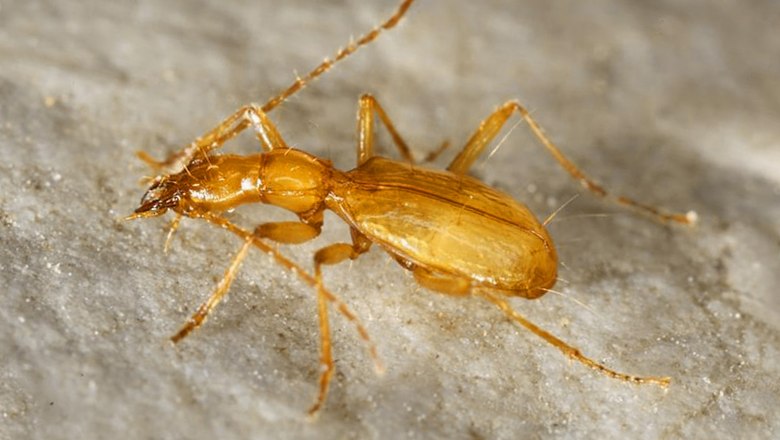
[{"x1": 261, "y1": 0, "x2": 416, "y2": 113}]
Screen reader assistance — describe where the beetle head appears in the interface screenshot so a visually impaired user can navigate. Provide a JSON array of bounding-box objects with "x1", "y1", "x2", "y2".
[{"x1": 127, "y1": 170, "x2": 195, "y2": 220}]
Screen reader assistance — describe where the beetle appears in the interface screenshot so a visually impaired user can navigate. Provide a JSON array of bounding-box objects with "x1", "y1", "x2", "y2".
[{"x1": 127, "y1": 0, "x2": 695, "y2": 416}]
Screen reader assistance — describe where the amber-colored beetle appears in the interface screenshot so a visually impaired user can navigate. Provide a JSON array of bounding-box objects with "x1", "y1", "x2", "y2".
[{"x1": 128, "y1": 0, "x2": 695, "y2": 416}]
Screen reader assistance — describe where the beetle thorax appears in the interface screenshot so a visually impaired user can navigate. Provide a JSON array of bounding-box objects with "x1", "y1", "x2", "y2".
[{"x1": 258, "y1": 148, "x2": 333, "y2": 214}]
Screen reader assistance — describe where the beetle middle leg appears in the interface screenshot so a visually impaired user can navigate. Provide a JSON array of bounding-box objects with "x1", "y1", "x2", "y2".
[
  {"x1": 447, "y1": 100, "x2": 696, "y2": 224},
  {"x1": 168, "y1": 214, "x2": 383, "y2": 409},
  {"x1": 202, "y1": 215, "x2": 382, "y2": 372},
  {"x1": 356, "y1": 93, "x2": 417, "y2": 165},
  {"x1": 307, "y1": 232, "x2": 373, "y2": 416},
  {"x1": 356, "y1": 93, "x2": 456, "y2": 166}
]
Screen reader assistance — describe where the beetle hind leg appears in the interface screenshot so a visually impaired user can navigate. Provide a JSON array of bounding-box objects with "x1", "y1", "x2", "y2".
[
  {"x1": 446, "y1": 100, "x2": 696, "y2": 225},
  {"x1": 475, "y1": 288, "x2": 671, "y2": 387},
  {"x1": 408, "y1": 267, "x2": 672, "y2": 387},
  {"x1": 412, "y1": 266, "x2": 471, "y2": 296}
]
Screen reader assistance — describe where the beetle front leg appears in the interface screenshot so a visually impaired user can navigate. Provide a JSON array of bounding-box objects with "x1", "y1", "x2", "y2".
[
  {"x1": 253, "y1": 209, "x2": 325, "y2": 245},
  {"x1": 170, "y1": 237, "x2": 253, "y2": 343},
  {"x1": 139, "y1": 104, "x2": 289, "y2": 176},
  {"x1": 254, "y1": 222, "x2": 321, "y2": 245},
  {"x1": 194, "y1": 213, "x2": 384, "y2": 379}
]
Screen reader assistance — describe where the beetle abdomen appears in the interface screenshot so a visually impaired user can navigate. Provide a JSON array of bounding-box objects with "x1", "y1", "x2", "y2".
[{"x1": 332, "y1": 157, "x2": 557, "y2": 296}]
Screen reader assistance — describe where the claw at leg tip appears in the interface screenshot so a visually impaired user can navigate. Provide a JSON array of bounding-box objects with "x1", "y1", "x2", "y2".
[{"x1": 306, "y1": 406, "x2": 321, "y2": 421}]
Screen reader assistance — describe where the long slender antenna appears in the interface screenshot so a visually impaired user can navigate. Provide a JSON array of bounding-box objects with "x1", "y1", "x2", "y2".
[{"x1": 261, "y1": 0, "x2": 416, "y2": 113}]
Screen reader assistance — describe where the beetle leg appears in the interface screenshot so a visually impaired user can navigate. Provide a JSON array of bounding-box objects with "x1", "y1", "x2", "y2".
[
  {"x1": 475, "y1": 289, "x2": 671, "y2": 387},
  {"x1": 412, "y1": 267, "x2": 471, "y2": 296},
  {"x1": 309, "y1": 267, "x2": 333, "y2": 419},
  {"x1": 423, "y1": 140, "x2": 451, "y2": 163},
  {"x1": 308, "y1": 238, "x2": 373, "y2": 416},
  {"x1": 356, "y1": 94, "x2": 416, "y2": 165},
  {"x1": 405, "y1": 267, "x2": 672, "y2": 387},
  {"x1": 170, "y1": 237, "x2": 253, "y2": 343},
  {"x1": 254, "y1": 222, "x2": 322, "y2": 245},
  {"x1": 144, "y1": 0, "x2": 418, "y2": 175},
  {"x1": 447, "y1": 100, "x2": 696, "y2": 225},
  {"x1": 253, "y1": 209, "x2": 326, "y2": 245},
  {"x1": 188, "y1": 213, "x2": 382, "y2": 414},
  {"x1": 138, "y1": 104, "x2": 289, "y2": 176},
  {"x1": 203, "y1": 216, "x2": 382, "y2": 373},
  {"x1": 356, "y1": 94, "x2": 452, "y2": 165}
]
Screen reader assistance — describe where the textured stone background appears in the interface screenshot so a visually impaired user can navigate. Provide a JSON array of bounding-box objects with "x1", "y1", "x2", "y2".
[{"x1": 1, "y1": 0, "x2": 779, "y2": 438}]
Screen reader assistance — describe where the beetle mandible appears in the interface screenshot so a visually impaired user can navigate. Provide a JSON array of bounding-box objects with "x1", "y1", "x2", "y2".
[{"x1": 127, "y1": 0, "x2": 696, "y2": 416}]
